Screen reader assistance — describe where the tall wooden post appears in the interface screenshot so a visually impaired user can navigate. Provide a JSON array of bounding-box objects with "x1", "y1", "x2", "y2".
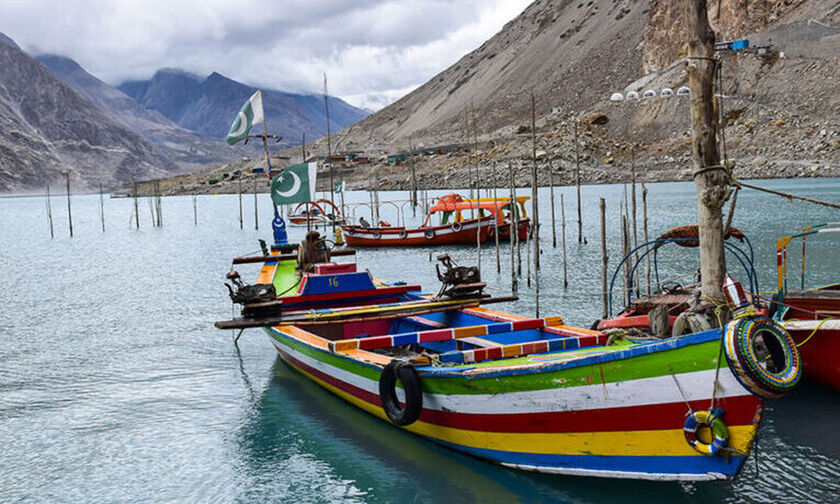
[
  {"x1": 133, "y1": 179, "x2": 139, "y2": 230},
  {"x1": 561, "y1": 194, "x2": 568, "y2": 288},
  {"x1": 600, "y1": 198, "x2": 608, "y2": 318},
  {"x1": 46, "y1": 184, "x2": 54, "y2": 239},
  {"x1": 493, "y1": 163, "x2": 501, "y2": 273},
  {"x1": 574, "y1": 120, "x2": 582, "y2": 243},
  {"x1": 253, "y1": 176, "x2": 259, "y2": 230},
  {"x1": 65, "y1": 172, "x2": 73, "y2": 238},
  {"x1": 642, "y1": 180, "x2": 650, "y2": 295},
  {"x1": 688, "y1": 0, "x2": 728, "y2": 301},
  {"x1": 324, "y1": 73, "x2": 335, "y2": 236},
  {"x1": 238, "y1": 175, "x2": 243, "y2": 229},
  {"x1": 193, "y1": 193, "x2": 198, "y2": 226},
  {"x1": 509, "y1": 163, "x2": 518, "y2": 293},
  {"x1": 99, "y1": 182, "x2": 105, "y2": 232},
  {"x1": 530, "y1": 93, "x2": 540, "y2": 271},
  {"x1": 549, "y1": 161, "x2": 557, "y2": 248}
]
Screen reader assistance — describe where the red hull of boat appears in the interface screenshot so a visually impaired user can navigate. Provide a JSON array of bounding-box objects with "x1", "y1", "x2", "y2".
[
  {"x1": 781, "y1": 320, "x2": 840, "y2": 392},
  {"x1": 342, "y1": 219, "x2": 529, "y2": 247}
]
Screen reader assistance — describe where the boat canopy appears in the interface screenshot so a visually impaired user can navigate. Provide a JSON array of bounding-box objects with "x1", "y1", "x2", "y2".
[{"x1": 424, "y1": 194, "x2": 529, "y2": 226}]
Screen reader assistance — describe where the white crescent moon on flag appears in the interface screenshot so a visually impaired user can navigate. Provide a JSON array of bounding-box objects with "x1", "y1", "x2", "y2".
[
  {"x1": 274, "y1": 171, "x2": 301, "y2": 198},
  {"x1": 230, "y1": 111, "x2": 248, "y2": 137}
]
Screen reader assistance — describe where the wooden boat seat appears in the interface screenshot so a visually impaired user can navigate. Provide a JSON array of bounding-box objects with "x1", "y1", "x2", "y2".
[{"x1": 458, "y1": 336, "x2": 504, "y2": 349}]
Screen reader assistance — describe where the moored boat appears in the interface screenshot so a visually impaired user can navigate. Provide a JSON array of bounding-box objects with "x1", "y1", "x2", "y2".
[
  {"x1": 287, "y1": 199, "x2": 347, "y2": 227},
  {"x1": 772, "y1": 223, "x2": 840, "y2": 391},
  {"x1": 217, "y1": 244, "x2": 802, "y2": 481},
  {"x1": 341, "y1": 194, "x2": 530, "y2": 247}
]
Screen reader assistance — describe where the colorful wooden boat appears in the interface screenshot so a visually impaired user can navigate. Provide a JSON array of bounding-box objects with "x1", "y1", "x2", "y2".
[
  {"x1": 772, "y1": 223, "x2": 840, "y2": 391},
  {"x1": 341, "y1": 194, "x2": 530, "y2": 247},
  {"x1": 288, "y1": 199, "x2": 347, "y2": 227},
  {"x1": 217, "y1": 248, "x2": 803, "y2": 481}
]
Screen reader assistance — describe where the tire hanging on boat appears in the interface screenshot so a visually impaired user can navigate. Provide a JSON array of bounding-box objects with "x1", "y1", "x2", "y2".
[
  {"x1": 373, "y1": 231, "x2": 382, "y2": 240},
  {"x1": 379, "y1": 360, "x2": 423, "y2": 426},
  {"x1": 723, "y1": 315, "x2": 801, "y2": 398},
  {"x1": 451, "y1": 221, "x2": 463, "y2": 232},
  {"x1": 424, "y1": 228, "x2": 435, "y2": 240},
  {"x1": 398, "y1": 230, "x2": 408, "y2": 239},
  {"x1": 683, "y1": 408, "x2": 729, "y2": 455}
]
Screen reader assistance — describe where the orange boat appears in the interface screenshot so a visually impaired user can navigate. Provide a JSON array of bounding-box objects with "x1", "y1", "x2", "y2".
[{"x1": 341, "y1": 194, "x2": 531, "y2": 247}]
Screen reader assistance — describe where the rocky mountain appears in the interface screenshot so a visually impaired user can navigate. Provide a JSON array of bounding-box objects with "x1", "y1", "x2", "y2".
[
  {"x1": 35, "y1": 54, "x2": 232, "y2": 166},
  {"x1": 0, "y1": 36, "x2": 178, "y2": 192},
  {"x1": 325, "y1": 0, "x2": 839, "y2": 184},
  {"x1": 119, "y1": 70, "x2": 368, "y2": 145}
]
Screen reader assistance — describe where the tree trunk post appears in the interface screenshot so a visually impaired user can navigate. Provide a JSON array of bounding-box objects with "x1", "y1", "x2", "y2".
[{"x1": 688, "y1": 0, "x2": 728, "y2": 302}]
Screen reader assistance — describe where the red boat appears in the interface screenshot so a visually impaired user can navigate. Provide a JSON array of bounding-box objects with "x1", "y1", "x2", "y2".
[
  {"x1": 772, "y1": 223, "x2": 840, "y2": 391},
  {"x1": 341, "y1": 194, "x2": 530, "y2": 247},
  {"x1": 288, "y1": 199, "x2": 347, "y2": 227}
]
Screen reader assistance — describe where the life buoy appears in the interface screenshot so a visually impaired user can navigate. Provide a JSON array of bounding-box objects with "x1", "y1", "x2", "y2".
[
  {"x1": 379, "y1": 361, "x2": 423, "y2": 426},
  {"x1": 724, "y1": 315, "x2": 801, "y2": 398},
  {"x1": 671, "y1": 312, "x2": 712, "y2": 336},
  {"x1": 424, "y1": 228, "x2": 436, "y2": 240},
  {"x1": 398, "y1": 229, "x2": 408, "y2": 239},
  {"x1": 684, "y1": 408, "x2": 729, "y2": 455},
  {"x1": 372, "y1": 231, "x2": 382, "y2": 239},
  {"x1": 451, "y1": 221, "x2": 463, "y2": 232}
]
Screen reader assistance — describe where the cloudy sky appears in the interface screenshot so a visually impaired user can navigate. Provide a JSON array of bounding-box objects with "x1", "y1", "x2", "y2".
[{"x1": 0, "y1": 0, "x2": 531, "y2": 111}]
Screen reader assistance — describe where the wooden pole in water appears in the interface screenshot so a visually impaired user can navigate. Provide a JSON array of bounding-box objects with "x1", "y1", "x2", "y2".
[
  {"x1": 622, "y1": 213, "x2": 632, "y2": 307},
  {"x1": 99, "y1": 182, "x2": 105, "y2": 232},
  {"x1": 688, "y1": 0, "x2": 727, "y2": 302},
  {"x1": 46, "y1": 183, "x2": 54, "y2": 239},
  {"x1": 642, "y1": 180, "x2": 650, "y2": 295},
  {"x1": 253, "y1": 176, "x2": 259, "y2": 230},
  {"x1": 549, "y1": 161, "x2": 557, "y2": 248},
  {"x1": 193, "y1": 193, "x2": 198, "y2": 226},
  {"x1": 409, "y1": 137, "x2": 418, "y2": 218},
  {"x1": 238, "y1": 175, "x2": 243, "y2": 229},
  {"x1": 493, "y1": 163, "x2": 501, "y2": 273},
  {"x1": 631, "y1": 153, "x2": 638, "y2": 295},
  {"x1": 574, "y1": 119, "x2": 582, "y2": 243},
  {"x1": 600, "y1": 198, "x2": 608, "y2": 318},
  {"x1": 530, "y1": 93, "x2": 540, "y2": 271},
  {"x1": 65, "y1": 172, "x2": 73, "y2": 238},
  {"x1": 509, "y1": 163, "x2": 518, "y2": 293},
  {"x1": 133, "y1": 179, "x2": 139, "y2": 230},
  {"x1": 561, "y1": 193, "x2": 568, "y2": 288}
]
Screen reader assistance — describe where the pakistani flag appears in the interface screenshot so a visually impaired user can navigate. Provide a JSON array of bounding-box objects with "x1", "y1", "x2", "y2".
[
  {"x1": 225, "y1": 90, "x2": 264, "y2": 145},
  {"x1": 271, "y1": 162, "x2": 318, "y2": 205}
]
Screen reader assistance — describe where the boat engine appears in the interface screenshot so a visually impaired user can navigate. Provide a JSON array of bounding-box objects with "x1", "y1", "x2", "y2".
[
  {"x1": 435, "y1": 254, "x2": 486, "y2": 299},
  {"x1": 225, "y1": 270, "x2": 277, "y2": 305}
]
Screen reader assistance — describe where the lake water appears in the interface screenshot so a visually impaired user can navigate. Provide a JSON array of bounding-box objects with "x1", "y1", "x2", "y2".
[{"x1": 1, "y1": 178, "x2": 839, "y2": 503}]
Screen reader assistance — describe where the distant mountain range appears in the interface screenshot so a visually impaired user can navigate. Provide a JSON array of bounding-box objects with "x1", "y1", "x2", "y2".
[
  {"x1": 0, "y1": 37, "x2": 178, "y2": 191},
  {"x1": 0, "y1": 32, "x2": 368, "y2": 192},
  {"x1": 118, "y1": 70, "x2": 367, "y2": 144}
]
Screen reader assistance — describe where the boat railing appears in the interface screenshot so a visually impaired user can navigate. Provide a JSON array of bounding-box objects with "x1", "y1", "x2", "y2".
[{"x1": 607, "y1": 236, "x2": 758, "y2": 317}]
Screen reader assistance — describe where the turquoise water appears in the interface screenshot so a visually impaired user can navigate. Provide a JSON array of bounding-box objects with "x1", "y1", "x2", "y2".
[{"x1": 1, "y1": 179, "x2": 839, "y2": 503}]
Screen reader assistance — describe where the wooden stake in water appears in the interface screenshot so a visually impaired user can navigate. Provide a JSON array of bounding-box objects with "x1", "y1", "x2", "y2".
[
  {"x1": 549, "y1": 161, "x2": 557, "y2": 248},
  {"x1": 642, "y1": 180, "x2": 650, "y2": 296},
  {"x1": 65, "y1": 172, "x2": 73, "y2": 238},
  {"x1": 493, "y1": 163, "x2": 501, "y2": 274},
  {"x1": 476, "y1": 181, "x2": 482, "y2": 273},
  {"x1": 99, "y1": 182, "x2": 105, "y2": 232},
  {"x1": 133, "y1": 179, "x2": 139, "y2": 230},
  {"x1": 409, "y1": 137, "x2": 418, "y2": 218},
  {"x1": 622, "y1": 213, "x2": 632, "y2": 307},
  {"x1": 600, "y1": 198, "x2": 608, "y2": 318},
  {"x1": 193, "y1": 193, "x2": 198, "y2": 226},
  {"x1": 46, "y1": 184, "x2": 54, "y2": 239},
  {"x1": 561, "y1": 193, "x2": 568, "y2": 288},
  {"x1": 253, "y1": 176, "x2": 259, "y2": 231},
  {"x1": 238, "y1": 175, "x2": 243, "y2": 230},
  {"x1": 575, "y1": 119, "x2": 582, "y2": 243},
  {"x1": 530, "y1": 93, "x2": 540, "y2": 272},
  {"x1": 631, "y1": 152, "x2": 639, "y2": 296},
  {"x1": 509, "y1": 163, "x2": 518, "y2": 293}
]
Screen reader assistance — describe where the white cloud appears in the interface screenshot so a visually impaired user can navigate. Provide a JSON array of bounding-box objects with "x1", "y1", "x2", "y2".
[{"x1": 0, "y1": 0, "x2": 531, "y2": 110}]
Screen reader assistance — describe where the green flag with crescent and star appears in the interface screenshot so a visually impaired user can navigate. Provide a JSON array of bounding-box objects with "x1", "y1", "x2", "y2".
[
  {"x1": 225, "y1": 90, "x2": 264, "y2": 145},
  {"x1": 271, "y1": 162, "x2": 318, "y2": 205}
]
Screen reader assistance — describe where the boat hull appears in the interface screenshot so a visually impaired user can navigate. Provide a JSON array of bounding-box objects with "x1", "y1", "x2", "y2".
[
  {"x1": 780, "y1": 319, "x2": 840, "y2": 391},
  {"x1": 341, "y1": 219, "x2": 529, "y2": 247},
  {"x1": 265, "y1": 326, "x2": 761, "y2": 480}
]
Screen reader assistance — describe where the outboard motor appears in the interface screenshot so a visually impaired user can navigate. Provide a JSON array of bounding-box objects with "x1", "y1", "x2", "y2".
[{"x1": 435, "y1": 254, "x2": 486, "y2": 299}]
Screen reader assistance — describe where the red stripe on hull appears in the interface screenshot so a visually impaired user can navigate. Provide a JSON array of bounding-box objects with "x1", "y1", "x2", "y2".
[{"x1": 272, "y1": 340, "x2": 761, "y2": 433}]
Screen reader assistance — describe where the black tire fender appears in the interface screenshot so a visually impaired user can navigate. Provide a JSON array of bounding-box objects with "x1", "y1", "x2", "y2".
[
  {"x1": 451, "y1": 221, "x2": 463, "y2": 232},
  {"x1": 424, "y1": 228, "x2": 436, "y2": 240},
  {"x1": 379, "y1": 361, "x2": 423, "y2": 426}
]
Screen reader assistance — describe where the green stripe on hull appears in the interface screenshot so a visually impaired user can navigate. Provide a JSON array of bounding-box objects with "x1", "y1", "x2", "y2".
[{"x1": 267, "y1": 328, "x2": 722, "y2": 396}]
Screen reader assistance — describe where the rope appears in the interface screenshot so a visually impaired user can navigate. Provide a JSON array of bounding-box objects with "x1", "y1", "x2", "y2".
[
  {"x1": 732, "y1": 179, "x2": 840, "y2": 210},
  {"x1": 692, "y1": 165, "x2": 728, "y2": 179},
  {"x1": 668, "y1": 365, "x2": 694, "y2": 415},
  {"x1": 782, "y1": 317, "x2": 833, "y2": 347},
  {"x1": 699, "y1": 296, "x2": 729, "y2": 409}
]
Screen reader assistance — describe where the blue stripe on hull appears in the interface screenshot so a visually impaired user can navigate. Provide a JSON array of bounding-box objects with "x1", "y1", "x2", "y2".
[{"x1": 432, "y1": 440, "x2": 745, "y2": 480}]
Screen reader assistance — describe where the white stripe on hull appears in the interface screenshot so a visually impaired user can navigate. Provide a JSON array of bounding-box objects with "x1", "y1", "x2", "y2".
[
  {"x1": 500, "y1": 463, "x2": 727, "y2": 481},
  {"x1": 270, "y1": 330, "x2": 750, "y2": 414}
]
